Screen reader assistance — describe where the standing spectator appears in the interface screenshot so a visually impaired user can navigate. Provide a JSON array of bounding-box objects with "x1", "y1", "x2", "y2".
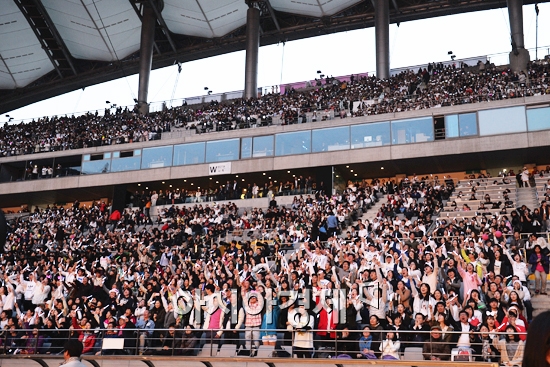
[
  {"x1": 289, "y1": 305, "x2": 314, "y2": 358},
  {"x1": 529, "y1": 245, "x2": 549, "y2": 295},
  {"x1": 244, "y1": 292, "x2": 262, "y2": 354},
  {"x1": 521, "y1": 167, "x2": 530, "y2": 188}
]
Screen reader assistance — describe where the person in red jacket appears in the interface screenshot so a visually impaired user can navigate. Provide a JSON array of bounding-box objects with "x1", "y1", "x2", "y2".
[{"x1": 71, "y1": 314, "x2": 97, "y2": 354}]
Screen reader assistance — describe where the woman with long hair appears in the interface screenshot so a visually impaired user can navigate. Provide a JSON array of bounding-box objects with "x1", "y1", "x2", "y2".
[
  {"x1": 494, "y1": 325, "x2": 524, "y2": 366},
  {"x1": 522, "y1": 310, "x2": 550, "y2": 367},
  {"x1": 379, "y1": 331, "x2": 400, "y2": 360}
]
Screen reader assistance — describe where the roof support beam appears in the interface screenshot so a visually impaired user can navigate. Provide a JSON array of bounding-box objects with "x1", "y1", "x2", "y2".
[
  {"x1": 32, "y1": 0, "x2": 77, "y2": 75},
  {"x1": 147, "y1": 0, "x2": 178, "y2": 55},
  {"x1": 263, "y1": 0, "x2": 280, "y2": 31},
  {"x1": 13, "y1": 0, "x2": 63, "y2": 78}
]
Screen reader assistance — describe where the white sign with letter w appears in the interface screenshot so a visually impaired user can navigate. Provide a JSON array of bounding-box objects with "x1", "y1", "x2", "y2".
[{"x1": 208, "y1": 162, "x2": 231, "y2": 175}]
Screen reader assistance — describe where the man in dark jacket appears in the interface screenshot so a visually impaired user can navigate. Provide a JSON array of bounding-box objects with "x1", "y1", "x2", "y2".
[{"x1": 423, "y1": 325, "x2": 450, "y2": 360}]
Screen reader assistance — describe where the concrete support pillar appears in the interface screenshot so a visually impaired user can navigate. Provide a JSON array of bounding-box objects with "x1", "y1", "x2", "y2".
[
  {"x1": 375, "y1": 0, "x2": 390, "y2": 79},
  {"x1": 244, "y1": 6, "x2": 260, "y2": 99},
  {"x1": 137, "y1": 2, "x2": 157, "y2": 114},
  {"x1": 507, "y1": 0, "x2": 530, "y2": 72},
  {"x1": 111, "y1": 184, "x2": 128, "y2": 216}
]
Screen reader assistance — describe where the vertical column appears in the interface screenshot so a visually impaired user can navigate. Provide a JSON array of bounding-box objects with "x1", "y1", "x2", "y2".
[
  {"x1": 244, "y1": 4, "x2": 260, "y2": 99},
  {"x1": 111, "y1": 184, "x2": 128, "y2": 216},
  {"x1": 137, "y1": 2, "x2": 157, "y2": 114},
  {"x1": 507, "y1": 0, "x2": 530, "y2": 71},
  {"x1": 375, "y1": 0, "x2": 390, "y2": 79}
]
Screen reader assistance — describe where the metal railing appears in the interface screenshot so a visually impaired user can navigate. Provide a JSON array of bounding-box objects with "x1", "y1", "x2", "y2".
[{"x1": 0, "y1": 327, "x2": 524, "y2": 362}]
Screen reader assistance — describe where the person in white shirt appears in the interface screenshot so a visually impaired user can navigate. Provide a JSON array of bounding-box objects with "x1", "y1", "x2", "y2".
[
  {"x1": 289, "y1": 305, "x2": 314, "y2": 358},
  {"x1": 21, "y1": 272, "x2": 36, "y2": 311}
]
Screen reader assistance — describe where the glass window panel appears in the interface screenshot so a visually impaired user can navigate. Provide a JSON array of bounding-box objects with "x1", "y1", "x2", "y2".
[
  {"x1": 478, "y1": 106, "x2": 526, "y2": 136},
  {"x1": 527, "y1": 107, "x2": 550, "y2": 131},
  {"x1": 241, "y1": 137, "x2": 252, "y2": 159},
  {"x1": 83, "y1": 154, "x2": 90, "y2": 161},
  {"x1": 141, "y1": 146, "x2": 173, "y2": 169},
  {"x1": 391, "y1": 117, "x2": 434, "y2": 145},
  {"x1": 134, "y1": 149, "x2": 141, "y2": 156},
  {"x1": 445, "y1": 115, "x2": 459, "y2": 138},
  {"x1": 104, "y1": 152, "x2": 111, "y2": 159},
  {"x1": 81, "y1": 160, "x2": 110, "y2": 175},
  {"x1": 111, "y1": 157, "x2": 141, "y2": 172},
  {"x1": 312, "y1": 127, "x2": 350, "y2": 152},
  {"x1": 275, "y1": 131, "x2": 311, "y2": 156},
  {"x1": 459, "y1": 113, "x2": 477, "y2": 136},
  {"x1": 173, "y1": 142, "x2": 205, "y2": 166},
  {"x1": 206, "y1": 139, "x2": 240, "y2": 163},
  {"x1": 252, "y1": 136, "x2": 274, "y2": 157},
  {"x1": 350, "y1": 122, "x2": 391, "y2": 148},
  {"x1": 112, "y1": 152, "x2": 120, "y2": 158}
]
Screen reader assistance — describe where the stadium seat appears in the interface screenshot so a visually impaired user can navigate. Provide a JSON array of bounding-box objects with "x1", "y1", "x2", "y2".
[
  {"x1": 403, "y1": 347, "x2": 424, "y2": 361},
  {"x1": 218, "y1": 344, "x2": 236, "y2": 357},
  {"x1": 256, "y1": 345, "x2": 274, "y2": 357},
  {"x1": 198, "y1": 343, "x2": 216, "y2": 357}
]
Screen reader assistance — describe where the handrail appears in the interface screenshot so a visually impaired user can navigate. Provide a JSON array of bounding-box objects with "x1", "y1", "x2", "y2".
[{"x1": 0, "y1": 354, "x2": 500, "y2": 367}]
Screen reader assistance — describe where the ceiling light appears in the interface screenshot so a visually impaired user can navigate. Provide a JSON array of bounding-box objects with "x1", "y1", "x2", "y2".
[
  {"x1": 184, "y1": 179, "x2": 187, "y2": 182},
  {"x1": 381, "y1": 167, "x2": 384, "y2": 170},
  {"x1": 262, "y1": 172, "x2": 266, "y2": 175},
  {"x1": 138, "y1": 183, "x2": 141, "y2": 186},
  {"x1": 162, "y1": 181, "x2": 165, "y2": 184}
]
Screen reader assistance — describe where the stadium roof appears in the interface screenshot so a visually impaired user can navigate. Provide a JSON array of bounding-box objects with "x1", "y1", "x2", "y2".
[{"x1": 0, "y1": 0, "x2": 546, "y2": 114}]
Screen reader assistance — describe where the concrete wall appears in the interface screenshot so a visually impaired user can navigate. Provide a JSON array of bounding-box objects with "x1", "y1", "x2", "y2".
[
  {"x1": 0, "y1": 94, "x2": 549, "y2": 197},
  {"x1": 1, "y1": 128, "x2": 549, "y2": 197}
]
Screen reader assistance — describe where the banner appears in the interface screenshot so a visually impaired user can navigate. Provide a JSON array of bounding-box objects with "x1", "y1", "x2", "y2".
[{"x1": 208, "y1": 162, "x2": 231, "y2": 175}]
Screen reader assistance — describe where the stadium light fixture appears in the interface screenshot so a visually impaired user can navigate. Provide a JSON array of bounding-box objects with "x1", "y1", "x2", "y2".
[
  {"x1": 317, "y1": 70, "x2": 322, "y2": 74},
  {"x1": 447, "y1": 51, "x2": 453, "y2": 55}
]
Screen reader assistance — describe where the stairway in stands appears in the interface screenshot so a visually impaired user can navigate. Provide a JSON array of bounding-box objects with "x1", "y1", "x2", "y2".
[
  {"x1": 515, "y1": 186, "x2": 539, "y2": 210},
  {"x1": 362, "y1": 193, "x2": 387, "y2": 222},
  {"x1": 531, "y1": 292, "x2": 550, "y2": 318}
]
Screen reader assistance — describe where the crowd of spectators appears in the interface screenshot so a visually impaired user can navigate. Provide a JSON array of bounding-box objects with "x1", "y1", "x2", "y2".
[
  {"x1": 0, "y1": 171, "x2": 548, "y2": 364},
  {"x1": 1, "y1": 59, "x2": 549, "y2": 158}
]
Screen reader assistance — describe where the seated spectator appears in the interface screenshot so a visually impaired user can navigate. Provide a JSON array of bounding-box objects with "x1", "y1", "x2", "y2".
[
  {"x1": 379, "y1": 331, "x2": 400, "y2": 360},
  {"x1": 422, "y1": 325, "x2": 450, "y2": 360},
  {"x1": 494, "y1": 325, "x2": 524, "y2": 366}
]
